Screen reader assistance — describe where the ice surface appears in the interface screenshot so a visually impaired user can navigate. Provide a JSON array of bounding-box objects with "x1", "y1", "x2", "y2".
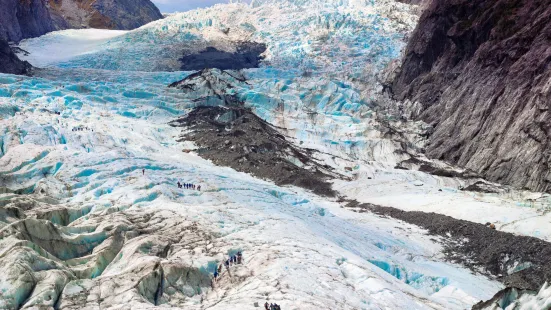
[
  {"x1": 511, "y1": 282, "x2": 551, "y2": 310},
  {"x1": 18, "y1": 29, "x2": 128, "y2": 68},
  {"x1": 0, "y1": 67, "x2": 503, "y2": 309},
  {"x1": 2, "y1": 0, "x2": 550, "y2": 308},
  {"x1": 18, "y1": 0, "x2": 417, "y2": 80}
]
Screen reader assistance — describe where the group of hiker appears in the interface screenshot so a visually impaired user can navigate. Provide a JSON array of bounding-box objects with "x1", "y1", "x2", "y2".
[
  {"x1": 177, "y1": 181, "x2": 201, "y2": 191},
  {"x1": 212, "y1": 251, "x2": 243, "y2": 282},
  {"x1": 140, "y1": 170, "x2": 202, "y2": 191},
  {"x1": 265, "y1": 302, "x2": 282, "y2": 310},
  {"x1": 72, "y1": 127, "x2": 92, "y2": 132}
]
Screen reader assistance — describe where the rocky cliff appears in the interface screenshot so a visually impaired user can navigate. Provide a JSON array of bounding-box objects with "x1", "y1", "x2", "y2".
[
  {"x1": 0, "y1": 0, "x2": 162, "y2": 42},
  {"x1": 48, "y1": 0, "x2": 163, "y2": 31},
  {"x1": 0, "y1": 0, "x2": 55, "y2": 42},
  {"x1": 0, "y1": 38, "x2": 31, "y2": 74},
  {"x1": 392, "y1": 0, "x2": 551, "y2": 193}
]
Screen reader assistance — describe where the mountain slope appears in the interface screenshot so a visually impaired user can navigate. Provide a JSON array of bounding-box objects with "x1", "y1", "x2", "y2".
[
  {"x1": 48, "y1": 0, "x2": 163, "y2": 31},
  {"x1": 0, "y1": 38, "x2": 31, "y2": 74},
  {"x1": 392, "y1": 0, "x2": 551, "y2": 193},
  {"x1": 0, "y1": 0, "x2": 55, "y2": 42},
  {"x1": 0, "y1": 0, "x2": 162, "y2": 43}
]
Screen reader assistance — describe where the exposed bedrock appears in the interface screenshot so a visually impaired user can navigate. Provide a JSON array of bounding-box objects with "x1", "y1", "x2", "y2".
[
  {"x1": 168, "y1": 68, "x2": 249, "y2": 102},
  {"x1": 0, "y1": 0, "x2": 54, "y2": 42},
  {"x1": 0, "y1": 38, "x2": 31, "y2": 75},
  {"x1": 391, "y1": 0, "x2": 551, "y2": 193},
  {"x1": 179, "y1": 42, "x2": 267, "y2": 71},
  {"x1": 0, "y1": 0, "x2": 162, "y2": 43},
  {"x1": 85, "y1": 0, "x2": 163, "y2": 30}
]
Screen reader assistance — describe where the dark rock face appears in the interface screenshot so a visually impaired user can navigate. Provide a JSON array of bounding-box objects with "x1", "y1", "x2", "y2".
[
  {"x1": 392, "y1": 0, "x2": 551, "y2": 193},
  {"x1": 0, "y1": 38, "x2": 31, "y2": 75},
  {"x1": 179, "y1": 43, "x2": 267, "y2": 71},
  {"x1": 48, "y1": 0, "x2": 163, "y2": 31},
  {"x1": 0, "y1": 0, "x2": 55, "y2": 42},
  {"x1": 0, "y1": 0, "x2": 162, "y2": 43},
  {"x1": 91, "y1": 0, "x2": 163, "y2": 30}
]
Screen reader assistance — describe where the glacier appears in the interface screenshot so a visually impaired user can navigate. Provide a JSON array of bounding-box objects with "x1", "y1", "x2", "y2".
[{"x1": 1, "y1": 0, "x2": 551, "y2": 309}]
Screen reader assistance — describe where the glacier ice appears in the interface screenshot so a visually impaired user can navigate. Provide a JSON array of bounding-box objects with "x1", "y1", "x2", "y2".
[
  {"x1": 0, "y1": 66, "x2": 502, "y2": 308},
  {"x1": 2, "y1": 0, "x2": 551, "y2": 308},
  {"x1": 18, "y1": 0, "x2": 418, "y2": 81}
]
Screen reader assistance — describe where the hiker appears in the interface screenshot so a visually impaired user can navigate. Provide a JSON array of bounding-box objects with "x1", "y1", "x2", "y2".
[
  {"x1": 193, "y1": 184, "x2": 196, "y2": 190},
  {"x1": 213, "y1": 270, "x2": 219, "y2": 281},
  {"x1": 197, "y1": 185, "x2": 201, "y2": 191},
  {"x1": 142, "y1": 169, "x2": 145, "y2": 175},
  {"x1": 218, "y1": 264, "x2": 223, "y2": 273},
  {"x1": 231, "y1": 255, "x2": 237, "y2": 264},
  {"x1": 265, "y1": 302, "x2": 269, "y2": 310},
  {"x1": 237, "y1": 252, "x2": 242, "y2": 264},
  {"x1": 177, "y1": 181, "x2": 182, "y2": 188},
  {"x1": 224, "y1": 259, "x2": 230, "y2": 270}
]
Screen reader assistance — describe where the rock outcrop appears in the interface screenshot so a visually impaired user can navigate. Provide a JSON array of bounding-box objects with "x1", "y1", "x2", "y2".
[
  {"x1": 0, "y1": 0, "x2": 55, "y2": 42},
  {"x1": 0, "y1": 0, "x2": 163, "y2": 42},
  {"x1": 392, "y1": 0, "x2": 551, "y2": 193},
  {"x1": 0, "y1": 38, "x2": 31, "y2": 75},
  {"x1": 179, "y1": 43, "x2": 267, "y2": 71},
  {"x1": 48, "y1": 0, "x2": 163, "y2": 31},
  {"x1": 169, "y1": 69, "x2": 339, "y2": 197}
]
